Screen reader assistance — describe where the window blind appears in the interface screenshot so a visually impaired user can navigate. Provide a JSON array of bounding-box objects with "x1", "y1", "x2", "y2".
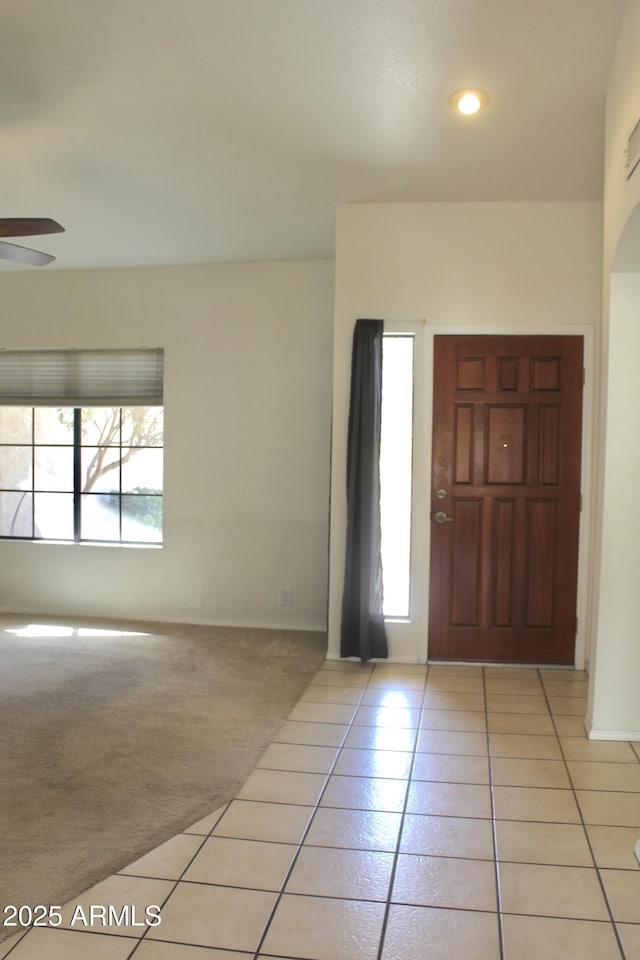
[{"x1": 0, "y1": 348, "x2": 164, "y2": 406}]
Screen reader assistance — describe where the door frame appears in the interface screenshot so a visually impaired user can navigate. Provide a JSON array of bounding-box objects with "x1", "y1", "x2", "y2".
[{"x1": 417, "y1": 323, "x2": 595, "y2": 669}]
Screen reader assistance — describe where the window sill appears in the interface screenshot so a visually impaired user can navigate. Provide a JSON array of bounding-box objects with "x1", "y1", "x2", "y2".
[{"x1": 1, "y1": 538, "x2": 163, "y2": 549}]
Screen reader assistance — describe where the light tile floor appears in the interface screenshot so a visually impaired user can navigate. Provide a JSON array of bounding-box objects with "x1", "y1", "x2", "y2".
[{"x1": 2, "y1": 661, "x2": 639, "y2": 960}]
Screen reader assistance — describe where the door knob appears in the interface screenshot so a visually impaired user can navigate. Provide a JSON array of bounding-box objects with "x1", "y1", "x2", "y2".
[{"x1": 434, "y1": 511, "x2": 454, "y2": 524}]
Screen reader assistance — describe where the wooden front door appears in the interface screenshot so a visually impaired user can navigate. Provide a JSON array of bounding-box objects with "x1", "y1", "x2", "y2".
[{"x1": 428, "y1": 335, "x2": 583, "y2": 663}]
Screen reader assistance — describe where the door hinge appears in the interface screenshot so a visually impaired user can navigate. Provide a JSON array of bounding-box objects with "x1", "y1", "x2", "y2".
[
  {"x1": 582, "y1": 368, "x2": 586, "y2": 386},
  {"x1": 575, "y1": 617, "x2": 579, "y2": 636},
  {"x1": 580, "y1": 493, "x2": 583, "y2": 512}
]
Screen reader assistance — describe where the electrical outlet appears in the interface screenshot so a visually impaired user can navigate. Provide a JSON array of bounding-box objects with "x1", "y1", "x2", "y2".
[{"x1": 279, "y1": 587, "x2": 293, "y2": 607}]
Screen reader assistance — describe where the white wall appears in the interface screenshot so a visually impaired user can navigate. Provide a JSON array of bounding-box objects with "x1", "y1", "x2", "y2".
[
  {"x1": 588, "y1": 0, "x2": 640, "y2": 738},
  {"x1": 590, "y1": 275, "x2": 640, "y2": 737},
  {"x1": 602, "y1": 0, "x2": 640, "y2": 273},
  {"x1": 0, "y1": 259, "x2": 334, "y2": 630},
  {"x1": 328, "y1": 201, "x2": 602, "y2": 660}
]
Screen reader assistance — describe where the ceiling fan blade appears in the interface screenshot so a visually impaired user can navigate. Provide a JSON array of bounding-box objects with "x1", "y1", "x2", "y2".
[
  {"x1": 0, "y1": 241, "x2": 55, "y2": 266},
  {"x1": 0, "y1": 218, "x2": 65, "y2": 238}
]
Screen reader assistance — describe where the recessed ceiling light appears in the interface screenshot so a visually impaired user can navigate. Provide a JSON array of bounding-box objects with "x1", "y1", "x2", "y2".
[{"x1": 449, "y1": 88, "x2": 490, "y2": 115}]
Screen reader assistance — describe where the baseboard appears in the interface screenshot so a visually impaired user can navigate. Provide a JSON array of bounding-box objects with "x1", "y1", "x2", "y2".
[
  {"x1": 0, "y1": 606, "x2": 327, "y2": 634},
  {"x1": 146, "y1": 615, "x2": 328, "y2": 633},
  {"x1": 588, "y1": 728, "x2": 640, "y2": 741},
  {"x1": 325, "y1": 652, "x2": 421, "y2": 664}
]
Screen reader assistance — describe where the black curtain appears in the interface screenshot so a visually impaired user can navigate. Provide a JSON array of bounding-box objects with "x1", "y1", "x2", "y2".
[{"x1": 340, "y1": 319, "x2": 388, "y2": 661}]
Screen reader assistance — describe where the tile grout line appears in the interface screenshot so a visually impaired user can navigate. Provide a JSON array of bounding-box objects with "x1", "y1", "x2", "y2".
[
  {"x1": 374, "y1": 662, "x2": 428, "y2": 960},
  {"x1": 538, "y1": 669, "x2": 627, "y2": 960},
  {"x1": 484, "y1": 665, "x2": 506, "y2": 960}
]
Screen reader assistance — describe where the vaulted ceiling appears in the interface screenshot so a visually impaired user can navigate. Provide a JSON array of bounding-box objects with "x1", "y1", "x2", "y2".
[{"x1": 0, "y1": 0, "x2": 625, "y2": 269}]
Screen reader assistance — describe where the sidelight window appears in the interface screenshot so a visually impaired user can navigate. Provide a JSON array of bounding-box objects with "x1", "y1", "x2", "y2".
[{"x1": 380, "y1": 334, "x2": 414, "y2": 618}]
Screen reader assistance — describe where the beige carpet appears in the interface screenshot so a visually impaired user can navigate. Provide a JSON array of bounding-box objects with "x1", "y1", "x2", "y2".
[{"x1": 0, "y1": 615, "x2": 326, "y2": 938}]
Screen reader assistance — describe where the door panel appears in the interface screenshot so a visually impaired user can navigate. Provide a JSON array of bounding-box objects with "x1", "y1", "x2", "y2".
[{"x1": 428, "y1": 335, "x2": 583, "y2": 663}]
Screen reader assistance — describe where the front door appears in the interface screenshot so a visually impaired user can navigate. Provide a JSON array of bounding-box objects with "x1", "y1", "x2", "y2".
[{"x1": 428, "y1": 335, "x2": 583, "y2": 663}]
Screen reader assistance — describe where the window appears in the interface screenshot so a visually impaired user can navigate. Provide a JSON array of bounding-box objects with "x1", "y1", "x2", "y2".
[
  {"x1": 380, "y1": 334, "x2": 414, "y2": 618},
  {"x1": 0, "y1": 349, "x2": 163, "y2": 545}
]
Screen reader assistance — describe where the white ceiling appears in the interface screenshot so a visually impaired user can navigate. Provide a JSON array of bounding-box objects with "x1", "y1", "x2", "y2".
[{"x1": 0, "y1": 0, "x2": 625, "y2": 270}]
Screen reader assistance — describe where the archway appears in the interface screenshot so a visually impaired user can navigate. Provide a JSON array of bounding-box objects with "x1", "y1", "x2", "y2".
[{"x1": 588, "y1": 201, "x2": 640, "y2": 739}]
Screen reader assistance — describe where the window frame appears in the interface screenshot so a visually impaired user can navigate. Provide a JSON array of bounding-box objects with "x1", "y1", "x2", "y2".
[{"x1": 0, "y1": 405, "x2": 164, "y2": 546}]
